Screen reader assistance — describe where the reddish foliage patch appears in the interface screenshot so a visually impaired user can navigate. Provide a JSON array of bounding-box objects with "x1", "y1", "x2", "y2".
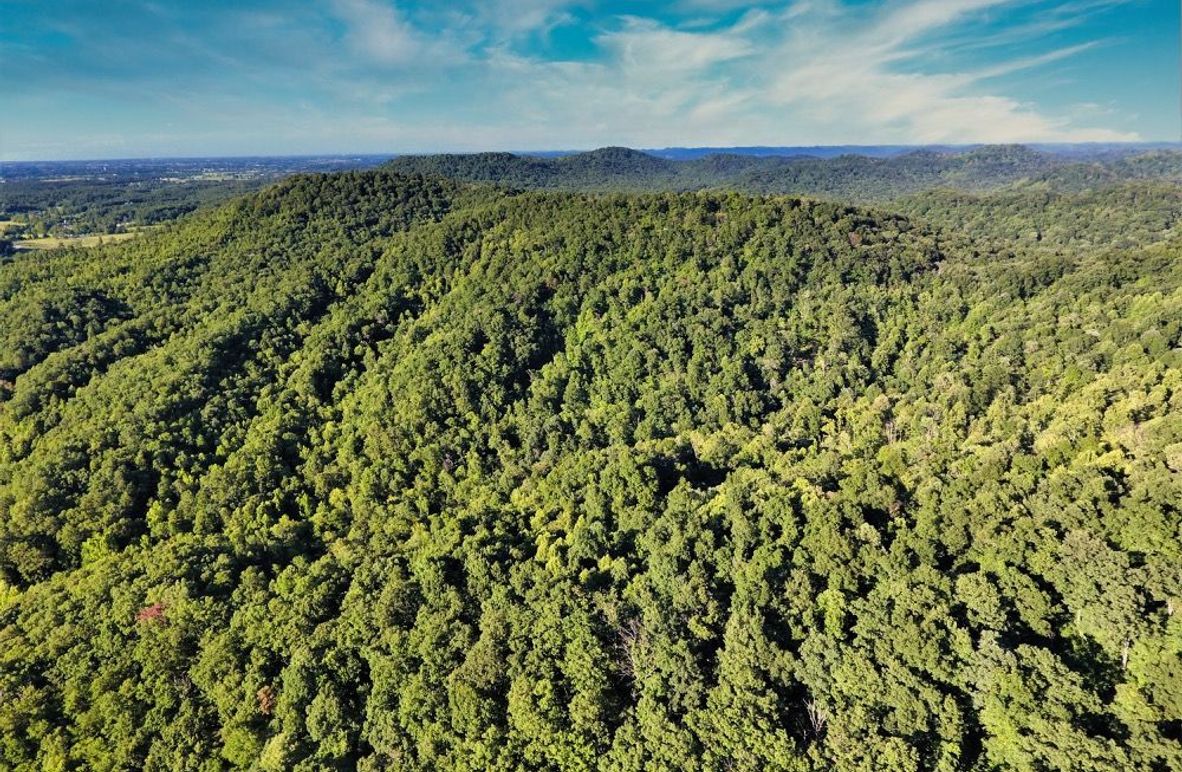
[{"x1": 136, "y1": 602, "x2": 167, "y2": 625}]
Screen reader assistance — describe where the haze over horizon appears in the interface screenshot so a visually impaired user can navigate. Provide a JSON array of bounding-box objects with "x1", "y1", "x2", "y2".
[{"x1": 1, "y1": 0, "x2": 1179, "y2": 161}]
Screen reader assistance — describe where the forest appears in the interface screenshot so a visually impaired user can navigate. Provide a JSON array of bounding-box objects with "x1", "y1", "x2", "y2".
[{"x1": 0, "y1": 152, "x2": 1179, "y2": 771}]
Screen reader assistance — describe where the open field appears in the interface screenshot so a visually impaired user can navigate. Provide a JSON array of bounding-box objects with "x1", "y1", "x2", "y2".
[
  {"x1": 0, "y1": 220, "x2": 23, "y2": 235},
  {"x1": 14, "y1": 231, "x2": 142, "y2": 250}
]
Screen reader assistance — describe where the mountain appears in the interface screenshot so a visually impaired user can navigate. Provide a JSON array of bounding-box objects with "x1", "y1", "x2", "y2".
[
  {"x1": 0, "y1": 171, "x2": 1179, "y2": 770},
  {"x1": 553, "y1": 145, "x2": 677, "y2": 184},
  {"x1": 381, "y1": 151, "x2": 554, "y2": 187},
  {"x1": 388, "y1": 146, "x2": 680, "y2": 190}
]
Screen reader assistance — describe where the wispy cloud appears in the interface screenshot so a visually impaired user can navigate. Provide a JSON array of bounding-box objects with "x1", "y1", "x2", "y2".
[
  {"x1": 331, "y1": 0, "x2": 470, "y2": 67},
  {"x1": 446, "y1": 0, "x2": 1138, "y2": 147},
  {"x1": 762, "y1": 0, "x2": 1137, "y2": 143},
  {"x1": 975, "y1": 42, "x2": 1102, "y2": 81},
  {"x1": 598, "y1": 16, "x2": 754, "y2": 75},
  {"x1": 473, "y1": 0, "x2": 581, "y2": 39}
]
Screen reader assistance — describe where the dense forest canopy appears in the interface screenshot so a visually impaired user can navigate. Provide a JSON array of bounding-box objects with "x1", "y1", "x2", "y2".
[{"x1": 0, "y1": 156, "x2": 1179, "y2": 770}]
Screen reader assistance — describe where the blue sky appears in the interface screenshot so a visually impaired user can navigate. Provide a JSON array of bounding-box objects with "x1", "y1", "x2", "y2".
[{"x1": 1, "y1": 0, "x2": 1177, "y2": 159}]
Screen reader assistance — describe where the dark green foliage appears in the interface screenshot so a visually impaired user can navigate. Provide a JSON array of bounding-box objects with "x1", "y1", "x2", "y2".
[
  {"x1": 388, "y1": 147, "x2": 681, "y2": 191},
  {"x1": 898, "y1": 182, "x2": 1182, "y2": 251},
  {"x1": 0, "y1": 168, "x2": 1179, "y2": 771}
]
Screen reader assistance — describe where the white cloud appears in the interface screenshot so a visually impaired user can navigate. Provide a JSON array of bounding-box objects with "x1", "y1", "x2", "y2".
[
  {"x1": 475, "y1": 0, "x2": 580, "y2": 38},
  {"x1": 598, "y1": 17, "x2": 754, "y2": 74},
  {"x1": 330, "y1": 0, "x2": 468, "y2": 67}
]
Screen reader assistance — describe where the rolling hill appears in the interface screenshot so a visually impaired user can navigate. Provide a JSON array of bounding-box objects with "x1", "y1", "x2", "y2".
[{"x1": 0, "y1": 169, "x2": 1179, "y2": 770}]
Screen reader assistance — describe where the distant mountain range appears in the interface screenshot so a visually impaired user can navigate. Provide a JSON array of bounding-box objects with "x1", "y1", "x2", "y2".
[
  {"x1": 521, "y1": 142, "x2": 1182, "y2": 161},
  {"x1": 385, "y1": 144, "x2": 1182, "y2": 202}
]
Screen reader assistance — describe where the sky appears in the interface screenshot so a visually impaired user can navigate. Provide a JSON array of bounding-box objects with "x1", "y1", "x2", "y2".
[{"x1": 0, "y1": 0, "x2": 1178, "y2": 160}]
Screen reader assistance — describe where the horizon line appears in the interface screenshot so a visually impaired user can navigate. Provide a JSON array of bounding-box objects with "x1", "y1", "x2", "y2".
[{"x1": 4, "y1": 140, "x2": 1182, "y2": 166}]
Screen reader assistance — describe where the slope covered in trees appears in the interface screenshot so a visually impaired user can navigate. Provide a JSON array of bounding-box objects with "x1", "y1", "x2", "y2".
[
  {"x1": 0, "y1": 170, "x2": 1179, "y2": 771},
  {"x1": 897, "y1": 182, "x2": 1182, "y2": 252}
]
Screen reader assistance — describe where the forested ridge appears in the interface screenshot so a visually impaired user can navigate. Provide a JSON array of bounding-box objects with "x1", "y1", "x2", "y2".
[
  {"x1": 0, "y1": 165, "x2": 1180, "y2": 771},
  {"x1": 385, "y1": 145, "x2": 1182, "y2": 202}
]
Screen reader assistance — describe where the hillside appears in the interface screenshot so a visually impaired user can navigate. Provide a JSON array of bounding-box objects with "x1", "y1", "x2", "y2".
[
  {"x1": 897, "y1": 181, "x2": 1182, "y2": 252},
  {"x1": 387, "y1": 147, "x2": 680, "y2": 191},
  {"x1": 0, "y1": 172, "x2": 1179, "y2": 771}
]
